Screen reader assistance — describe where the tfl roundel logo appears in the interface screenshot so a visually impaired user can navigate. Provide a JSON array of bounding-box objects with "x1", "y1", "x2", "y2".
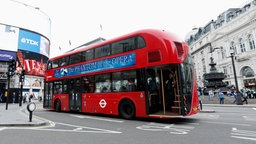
[{"x1": 99, "y1": 99, "x2": 107, "y2": 108}]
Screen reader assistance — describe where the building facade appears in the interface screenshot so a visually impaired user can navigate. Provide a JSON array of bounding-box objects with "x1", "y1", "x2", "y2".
[
  {"x1": 186, "y1": 0, "x2": 256, "y2": 91},
  {"x1": 0, "y1": 0, "x2": 51, "y2": 102}
]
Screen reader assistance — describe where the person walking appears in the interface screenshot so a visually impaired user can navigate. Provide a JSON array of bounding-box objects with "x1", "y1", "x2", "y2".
[
  {"x1": 12, "y1": 92, "x2": 16, "y2": 104},
  {"x1": 241, "y1": 89, "x2": 248, "y2": 104},
  {"x1": 198, "y1": 88, "x2": 203, "y2": 110},
  {"x1": 231, "y1": 86, "x2": 237, "y2": 103}
]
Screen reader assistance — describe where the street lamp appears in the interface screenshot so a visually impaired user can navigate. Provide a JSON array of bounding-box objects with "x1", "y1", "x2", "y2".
[{"x1": 230, "y1": 48, "x2": 243, "y2": 105}]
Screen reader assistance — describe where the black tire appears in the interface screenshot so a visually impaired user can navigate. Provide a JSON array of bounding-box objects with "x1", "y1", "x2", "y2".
[
  {"x1": 119, "y1": 100, "x2": 135, "y2": 119},
  {"x1": 55, "y1": 100, "x2": 61, "y2": 112}
]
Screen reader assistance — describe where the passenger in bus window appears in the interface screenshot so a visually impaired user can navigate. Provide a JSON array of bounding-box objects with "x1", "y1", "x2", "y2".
[
  {"x1": 102, "y1": 79, "x2": 111, "y2": 92},
  {"x1": 148, "y1": 76, "x2": 158, "y2": 93},
  {"x1": 127, "y1": 78, "x2": 136, "y2": 92},
  {"x1": 58, "y1": 87, "x2": 62, "y2": 94},
  {"x1": 83, "y1": 78, "x2": 91, "y2": 93},
  {"x1": 165, "y1": 71, "x2": 175, "y2": 111},
  {"x1": 95, "y1": 82, "x2": 102, "y2": 93},
  {"x1": 112, "y1": 81, "x2": 121, "y2": 92},
  {"x1": 60, "y1": 62, "x2": 66, "y2": 66}
]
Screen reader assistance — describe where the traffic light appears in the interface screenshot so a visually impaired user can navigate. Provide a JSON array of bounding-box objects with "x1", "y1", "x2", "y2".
[
  {"x1": 20, "y1": 70, "x2": 25, "y2": 82},
  {"x1": 8, "y1": 59, "x2": 16, "y2": 77}
]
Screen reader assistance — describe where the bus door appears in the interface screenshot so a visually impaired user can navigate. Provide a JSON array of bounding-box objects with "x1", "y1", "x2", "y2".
[
  {"x1": 69, "y1": 78, "x2": 82, "y2": 112},
  {"x1": 146, "y1": 69, "x2": 161, "y2": 114},
  {"x1": 146, "y1": 67, "x2": 183, "y2": 115},
  {"x1": 161, "y1": 67, "x2": 182, "y2": 115},
  {"x1": 44, "y1": 82, "x2": 53, "y2": 108}
]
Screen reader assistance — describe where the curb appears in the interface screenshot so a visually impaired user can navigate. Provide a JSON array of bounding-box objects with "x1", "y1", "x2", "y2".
[
  {"x1": 200, "y1": 109, "x2": 215, "y2": 113},
  {"x1": 203, "y1": 104, "x2": 256, "y2": 108}
]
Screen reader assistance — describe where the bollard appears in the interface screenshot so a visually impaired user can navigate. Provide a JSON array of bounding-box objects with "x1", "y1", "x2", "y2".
[{"x1": 27, "y1": 102, "x2": 36, "y2": 122}]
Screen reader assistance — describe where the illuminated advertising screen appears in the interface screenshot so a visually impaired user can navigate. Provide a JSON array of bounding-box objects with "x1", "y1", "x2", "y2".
[
  {"x1": 18, "y1": 29, "x2": 50, "y2": 57},
  {"x1": 17, "y1": 50, "x2": 48, "y2": 76},
  {"x1": 18, "y1": 29, "x2": 40, "y2": 54},
  {"x1": 0, "y1": 50, "x2": 16, "y2": 61}
]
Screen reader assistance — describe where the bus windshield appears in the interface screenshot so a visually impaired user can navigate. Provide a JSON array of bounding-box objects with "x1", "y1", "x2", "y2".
[{"x1": 180, "y1": 53, "x2": 194, "y2": 113}]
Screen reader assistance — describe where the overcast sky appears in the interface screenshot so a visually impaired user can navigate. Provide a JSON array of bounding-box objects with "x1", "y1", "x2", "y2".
[{"x1": 16, "y1": 0, "x2": 250, "y2": 58}]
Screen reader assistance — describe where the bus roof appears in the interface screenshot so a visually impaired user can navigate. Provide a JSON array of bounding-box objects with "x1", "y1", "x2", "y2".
[{"x1": 50, "y1": 29, "x2": 185, "y2": 61}]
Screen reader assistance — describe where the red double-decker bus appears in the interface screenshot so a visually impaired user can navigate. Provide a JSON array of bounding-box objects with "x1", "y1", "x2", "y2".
[{"x1": 44, "y1": 29, "x2": 199, "y2": 119}]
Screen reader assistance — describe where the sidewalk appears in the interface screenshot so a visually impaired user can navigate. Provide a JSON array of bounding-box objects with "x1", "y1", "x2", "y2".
[
  {"x1": 0, "y1": 102, "x2": 47, "y2": 126},
  {"x1": 199, "y1": 95, "x2": 256, "y2": 113}
]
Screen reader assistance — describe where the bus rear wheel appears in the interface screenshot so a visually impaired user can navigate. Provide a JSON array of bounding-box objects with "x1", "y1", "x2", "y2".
[
  {"x1": 55, "y1": 100, "x2": 61, "y2": 112},
  {"x1": 119, "y1": 100, "x2": 135, "y2": 119}
]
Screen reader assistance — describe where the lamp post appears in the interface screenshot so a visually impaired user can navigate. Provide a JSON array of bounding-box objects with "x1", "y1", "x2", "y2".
[{"x1": 230, "y1": 50, "x2": 243, "y2": 105}]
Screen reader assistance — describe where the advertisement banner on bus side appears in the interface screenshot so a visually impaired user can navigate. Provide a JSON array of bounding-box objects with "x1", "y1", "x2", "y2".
[{"x1": 54, "y1": 53, "x2": 136, "y2": 78}]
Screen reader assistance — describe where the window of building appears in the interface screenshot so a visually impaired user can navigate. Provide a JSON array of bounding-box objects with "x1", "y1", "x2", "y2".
[
  {"x1": 239, "y1": 38, "x2": 246, "y2": 53},
  {"x1": 242, "y1": 66, "x2": 254, "y2": 77},
  {"x1": 230, "y1": 41, "x2": 237, "y2": 54},
  {"x1": 202, "y1": 58, "x2": 206, "y2": 73},
  {"x1": 220, "y1": 46, "x2": 226, "y2": 59},
  {"x1": 223, "y1": 66, "x2": 227, "y2": 75},
  {"x1": 248, "y1": 34, "x2": 255, "y2": 50}
]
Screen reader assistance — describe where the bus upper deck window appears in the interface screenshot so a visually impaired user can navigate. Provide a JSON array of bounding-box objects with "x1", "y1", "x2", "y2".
[
  {"x1": 137, "y1": 36, "x2": 146, "y2": 48},
  {"x1": 47, "y1": 62, "x2": 52, "y2": 70},
  {"x1": 52, "y1": 60, "x2": 59, "y2": 68}
]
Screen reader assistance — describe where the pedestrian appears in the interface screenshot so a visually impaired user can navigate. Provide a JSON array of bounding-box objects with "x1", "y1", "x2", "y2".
[
  {"x1": 201, "y1": 87, "x2": 205, "y2": 96},
  {"x1": 231, "y1": 86, "x2": 237, "y2": 103},
  {"x1": 23, "y1": 93, "x2": 27, "y2": 103},
  {"x1": 12, "y1": 92, "x2": 16, "y2": 103},
  {"x1": 219, "y1": 91, "x2": 225, "y2": 104},
  {"x1": 241, "y1": 89, "x2": 248, "y2": 104},
  {"x1": 208, "y1": 89, "x2": 214, "y2": 101},
  {"x1": 233, "y1": 92, "x2": 237, "y2": 103},
  {"x1": 29, "y1": 94, "x2": 33, "y2": 103},
  {"x1": 198, "y1": 88, "x2": 203, "y2": 110}
]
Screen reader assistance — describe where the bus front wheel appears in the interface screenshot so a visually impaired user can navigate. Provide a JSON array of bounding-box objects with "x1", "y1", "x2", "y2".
[
  {"x1": 119, "y1": 100, "x2": 135, "y2": 119},
  {"x1": 55, "y1": 100, "x2": 61, "y2": 112}
]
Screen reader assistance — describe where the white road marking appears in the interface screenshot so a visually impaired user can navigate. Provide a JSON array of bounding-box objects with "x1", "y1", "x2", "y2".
[
  {"x1": 194, "y1": 113, "x2": 219, "y2": 119},
  {"x1": 4, "y1": 121, "x2": 121, "y2": 134},
  {"x1": 0, "y1": 127, "x2": 7, "y2": 131},
  {"x1": 243, "y1": 115, "x2": 256, "y2": 121},
  {"x1": 205, "y1": 121, "x2": 251, "y2": 126},
  {"x1": 70, "y1": 114, "x2": 124, "y2": 123},
  {"x1": 136, "y1": 122, "x2": 194, "y2": 135},
  {"x1": 231, "y1": 136, "x2": 256, "y2": 141},
  {"x1": 231, "y1": 127, "x2": 256, "y2": 141}
]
